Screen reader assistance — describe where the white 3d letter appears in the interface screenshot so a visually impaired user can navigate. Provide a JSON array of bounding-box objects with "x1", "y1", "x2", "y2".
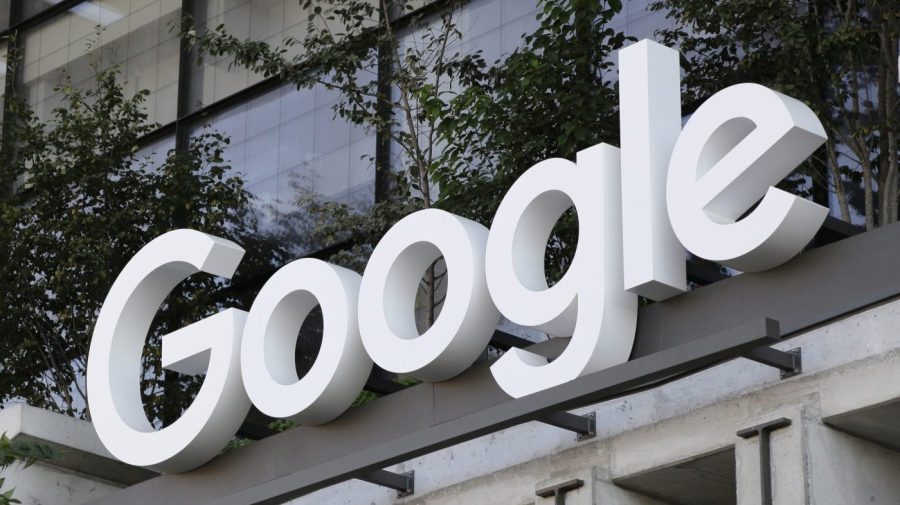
[
  {"x1": 241, "y1": 259, "x2": 371, "y2": 423},
  {"x1": 486, "y1": 144, "x2": 638, "y2": 398},
  {"x1": 667, "y1": 83, "x2": 829, "y2": 271},
  {"x1": 87, "y1": 230, "x2": 250, "y2": 473},
  {"x1": 358, "y1": 209, "x2": 500, "y2": 382},
  {"x1": 619, "y1": 39, "x2": 686, "y2": 300}
]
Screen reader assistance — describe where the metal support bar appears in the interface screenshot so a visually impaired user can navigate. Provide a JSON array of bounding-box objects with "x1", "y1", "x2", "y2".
[
  {"x1": 539, "y1": 411, "x2": 596, "y2": 441},
  {"x1": 358, "y1": 469, "x2": 414, "y2": 498},
  {"x1": 536, "y1": 479, "x2": 584, "y2": 505},
  {"x1": 737, "y1": 418, "x2": 792, "y2": 505},
  {"x1": 742, "y1": 346, "x2": 802, "y2": 378}
]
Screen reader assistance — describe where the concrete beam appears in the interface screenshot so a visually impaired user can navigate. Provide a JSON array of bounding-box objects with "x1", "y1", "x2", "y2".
[{"x1": 0, "y1": 404, "x2": 155, "y2": 486}]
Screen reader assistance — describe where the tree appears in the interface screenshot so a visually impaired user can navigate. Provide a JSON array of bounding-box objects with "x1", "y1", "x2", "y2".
[
  {"x1": 0, "y1": 433, "x2": 58, "y2": 504},
  {"x1": 650, "y1": 0, "x2": 899, "y2": 229},
  {"x1": 438, "y1": 0, "x2": 628, "y2": 280},
  {"x1": 184, "y1": 0, "x2": 490, "y2": 329},
  {"x1": 0, "y1": 58, "x2": 280, "y2": 422},
  {"x1": 185, "y1": 0, "x2": 631, "y2": 311}
]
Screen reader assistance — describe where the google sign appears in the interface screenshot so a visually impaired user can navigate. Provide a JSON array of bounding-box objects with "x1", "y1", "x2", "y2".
[{"x1": 86, "y1": 40, "x2": 829, "y2": 473}]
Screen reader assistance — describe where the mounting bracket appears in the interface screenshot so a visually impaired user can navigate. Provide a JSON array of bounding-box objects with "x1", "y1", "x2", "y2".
[
  {"x1": 539, "y1": 411, "x2": 596, "y2": 441},
  {"x1": 359, "y1": 469, "x2": 415, "y2": 498},
  {"x1": 737, "y1": 417, "x2": 792, "y2": 505},
  {"x1": 742, "y1": 346, "x2": 802, "y2": 378}
]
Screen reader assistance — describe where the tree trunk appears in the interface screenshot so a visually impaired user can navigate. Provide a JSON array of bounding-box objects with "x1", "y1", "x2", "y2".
[{"x1": 826, "y1": 140, "x2": 851, "y2": 222}]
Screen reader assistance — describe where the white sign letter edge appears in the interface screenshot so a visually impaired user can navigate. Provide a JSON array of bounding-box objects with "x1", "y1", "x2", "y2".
[
  {"x1": 87, "y1": 229, "x2": 250, "y2": 473},
  {"x1": 619, "y1": 39, "x2": 687, "y2": 300},
  {"x1": 667, "y1": 84, "x2": 828, "y2": 271},
  {"x1": 487, "y1": 144, "x2": 638, "y2": 398}
]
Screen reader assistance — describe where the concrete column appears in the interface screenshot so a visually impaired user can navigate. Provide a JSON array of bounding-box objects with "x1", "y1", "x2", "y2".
[
  {"x1": 735, "y1": 406, "x2": 807, "y2": 505},
  {"x1": 536, "y1": 469, "x2": 592, "y2": 505},
  {"x1": 737, "y1": 403, "x2": 900, "y2": 505}
]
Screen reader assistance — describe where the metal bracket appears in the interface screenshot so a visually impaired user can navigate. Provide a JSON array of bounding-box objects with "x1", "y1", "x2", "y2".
[
  {"x1": 539, "y1": 411, "x2": 596, "y2": 441},
  {"x1": 536, "y1": 478, "x2": 584, "y2": 505},
  {"x1": 359, "y1": 469, "x2": 414, "y2": 498},
  {"x1": 742, "y1": 346, "x2": 802, "y2": 378},
  {"x1": 737, "y1": 417, "x2": 792, "y2": 505}
]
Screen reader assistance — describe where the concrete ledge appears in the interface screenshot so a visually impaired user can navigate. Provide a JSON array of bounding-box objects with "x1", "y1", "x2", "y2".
[
  {"x1": 819, "y1": 343, "x2": 900, "y2": 450},
  {"x1": 0, "y1": 404, "x2": 156, "y2": 485}
]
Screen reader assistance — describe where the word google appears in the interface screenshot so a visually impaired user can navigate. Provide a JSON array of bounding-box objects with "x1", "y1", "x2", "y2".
[{"x1": 87, "y1": 40, "x2": 829, "y2": 473}]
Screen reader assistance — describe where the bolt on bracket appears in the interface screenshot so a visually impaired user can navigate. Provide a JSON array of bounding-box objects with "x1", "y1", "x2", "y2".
[{"x1": 742, "y1": 346, "x2": 802, "y2": 379}]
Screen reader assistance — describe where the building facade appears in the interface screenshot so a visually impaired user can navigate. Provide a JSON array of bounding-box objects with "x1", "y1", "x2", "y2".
[
  {"x1": 7, "y1": 222, "x2": 900, "y2": 505},
  {"x1": 3, "y1": 1, "x2": 897, "y2": 505},
  {"x1": 0, "y1": 0, "x2": 669, "y2": 239}
]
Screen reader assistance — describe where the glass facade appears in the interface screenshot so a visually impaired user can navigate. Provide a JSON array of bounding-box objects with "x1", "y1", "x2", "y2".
[
  {"x1": 193, "y1": 83, "x2": 374, "y2": 240},
  {"x1": 0, "y1": 0, "x2": 671, "y2": 257},
  {"x1": 188, "y1": 0, "x2": 310, "y2": 111},
  {"x1": 0, "y1": 1, "x2": 8, "y2": 32},
  {"x1": 0, "y1": 43, "x2": 6, "y2": 126},
  {"x1": 390, "y1": 0, "x2": 540, "y2": 173},
  {"x1": 455, "y1": 0, "x2": 540, "y2": 63},
  {"x1": 135, "y1": 132, "x2": 175, "y2": 172},
  {"x1": 22, "y1": 1, "x2": 63, "y2": 19},
  {"x1": 610, "y1": 0, "x2": 674, "y2": 39},
  {"x1": 21, "y1": 0, "x2": 182, "y2": 124}
]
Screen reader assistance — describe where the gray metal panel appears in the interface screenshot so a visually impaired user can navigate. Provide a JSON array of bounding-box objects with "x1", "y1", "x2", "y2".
[
  {"x1": 633, "y1": 222, "x2": 900, "y2": 356},
  {"x1": 89, "y1": 223, "x2": 900, "y2": 505}
]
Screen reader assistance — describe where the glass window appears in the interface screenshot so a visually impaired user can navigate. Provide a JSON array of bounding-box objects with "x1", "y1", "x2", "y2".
[
  {"x1": 191, "y1": 83, "x2": 376, "y2": 254},
  {"x1": 0, "y1": 43, "x2": 7, "y2": 127},
  {"x1": 607, "y1": 0, "x2": 674, "y2": 40},
  {"x1": 135, "y1": 133, "x2": 175, "y2": 173},
  {"x1": 0, "y1": 1, "x2": 10, "y2": 32},
  {"x1": 456, "y1": 0, "x2": 540, "y2": 62},
  {"x1": 390, "y1": 0, "x2": 540, "y2": 172},
  {"x1": 22, "y1": 1, "x2": 62, "y2": 20},
  {"x1": 187, "y1": 0, "x2": 312, "y2": 112},
  {"x1": 21, "y1": 0, "x2": 182, "y2": 125}
]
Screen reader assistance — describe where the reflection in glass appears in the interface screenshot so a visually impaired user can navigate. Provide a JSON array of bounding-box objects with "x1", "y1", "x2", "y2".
[
  {"x1": 389, "y1": 0, "x2": 540, "y2": 174},
  {"x1": 0, "y1": 43, "x2": 7, "y2": 127},
  {"x1": 0, "y1": 1, "x2": 9, "y2": 32},
  {"x1": 188, "y1": 0, "x2": 311, "y2": 111},
  {"x1": 191, "y1": 83, "x2": 376, "y2": 256},
  {"x1": 21, "y1": 0, "x2": 182, "y2": 125},
  {"x1": 134, "y1": 134, "x2": 175, "y2": 173}
]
